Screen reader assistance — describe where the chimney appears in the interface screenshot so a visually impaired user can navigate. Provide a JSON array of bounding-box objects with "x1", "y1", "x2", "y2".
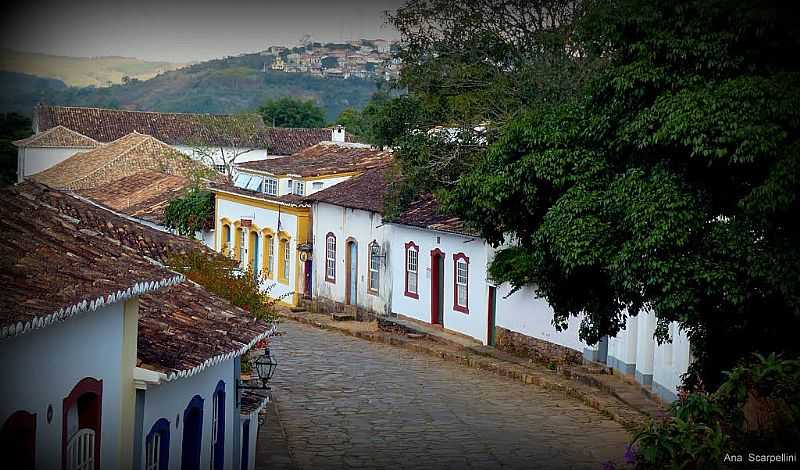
[{"x1": 332, "y1": 125, "x2": 346, "y2": 143}]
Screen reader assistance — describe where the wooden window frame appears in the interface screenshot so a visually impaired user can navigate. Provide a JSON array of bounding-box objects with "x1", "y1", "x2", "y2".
[
  {"x1": 368, "y1": 241, "x2": 380, "y2": 294},
  {"x1": 404, "y1": 241, "x2": 419, "y2": 299},
  {"x1": 262, "y1": 230, "x2": 274, "y2": 279},
  {"x1": 278, "y1": 235, "x2": 291, "y2": 285},
  {"x1": 325, "y1": 232, "x2": 336, "y2": 283},
  {"x1": 453, "y1": 252, "x2": 470, "y2": 313}
]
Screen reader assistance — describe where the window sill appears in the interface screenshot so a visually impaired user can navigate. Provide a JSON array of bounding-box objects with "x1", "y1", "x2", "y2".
[
  {"x1": 453, "y1": 304, "x2": 469, "y2": 314},
  {"x1": 325, "y1": 277, "x2": 336, "y2": 284},
  {"x1": 405, "y1": 291, "x2": 419, "y2": 299}
]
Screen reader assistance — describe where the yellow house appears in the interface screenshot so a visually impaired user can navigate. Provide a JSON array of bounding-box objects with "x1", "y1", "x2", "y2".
[{"x1": 210, "y1": 142, "x2": 392, "y2": 306}]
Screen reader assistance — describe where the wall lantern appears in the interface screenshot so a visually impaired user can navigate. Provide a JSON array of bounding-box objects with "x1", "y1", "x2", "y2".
[{"x1": 238, "y1": 348, "x2": 278, "y2": 392}]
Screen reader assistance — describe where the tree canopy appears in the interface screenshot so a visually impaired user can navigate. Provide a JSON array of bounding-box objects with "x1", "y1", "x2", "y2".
[
  {"x1": 258, "y1": 96, "x2": 326, "y2": 128},
  {"x1": 389, "y1": 0, "x2": 800, "y2": 389}
]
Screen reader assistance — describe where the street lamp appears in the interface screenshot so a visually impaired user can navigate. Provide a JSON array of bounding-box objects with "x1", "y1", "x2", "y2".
[{"x1": 238, "y1": 348, "x2": 278, "y2": 391}]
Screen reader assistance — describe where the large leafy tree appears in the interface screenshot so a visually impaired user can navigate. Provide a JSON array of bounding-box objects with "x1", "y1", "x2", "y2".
[
  {"x1": 443, "y1": 0, "x2": 800, "y2": 389},
  {"x1": 258, "y1": 97, "x2": 326, "y2": 128}
]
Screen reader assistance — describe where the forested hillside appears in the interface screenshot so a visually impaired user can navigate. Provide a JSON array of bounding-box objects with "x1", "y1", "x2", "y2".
[{"x1": 0, "y1": 53, "x2": 379, "y2": 121}]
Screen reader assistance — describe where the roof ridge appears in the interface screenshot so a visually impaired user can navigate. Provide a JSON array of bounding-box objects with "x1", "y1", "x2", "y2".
[
  {"x1": 38, "y1": 104, "x2": 243, "y2": 119},
  {"x1": 64, "y1": 132, "x2": 183, "y2": 188},
  {"x1": 13, "y1": 125, "x2": 100, "y2": 147}
]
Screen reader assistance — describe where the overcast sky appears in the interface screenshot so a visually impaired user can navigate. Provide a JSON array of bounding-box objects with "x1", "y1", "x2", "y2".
[{"x1": 0, "y1": 0, "x2": 404, "y2": 63}]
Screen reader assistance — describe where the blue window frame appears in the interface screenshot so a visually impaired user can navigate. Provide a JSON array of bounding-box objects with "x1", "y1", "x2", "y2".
[
  {"x1": 210, "y1": 381, "x2": 225, "y2": 470},
  {"x1": 181, "y1": 395, "x2": 203, "y2": 470},
  {"x1": 145, "y1": 418, "x2": 170, "y2": 470}
]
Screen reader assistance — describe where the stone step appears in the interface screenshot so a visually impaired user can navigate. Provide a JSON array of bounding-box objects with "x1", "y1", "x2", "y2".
[
  {"x1": 289, "y1": 306, "x2": 306, "y2": 313},
  {"x1": 331, "y1": 311, "x2": 356, "y2": 321}
]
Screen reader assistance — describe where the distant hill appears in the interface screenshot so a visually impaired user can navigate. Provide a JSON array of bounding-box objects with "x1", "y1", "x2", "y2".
[
  {"x1": 0, "y1": 53, "x2": 379, "y2": 121},
  {"x1": 0, "y1": 49, "x2": 186, "y2": 87}
]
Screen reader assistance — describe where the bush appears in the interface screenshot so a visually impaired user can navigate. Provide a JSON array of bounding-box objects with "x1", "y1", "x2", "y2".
[
  {"x1": 618, "y1": 354, "x2": 800, "y2": 469},
  {"x1": 164, "y1": 188, "x2": 215, "y2": 236},
  {"x1": 167, "y1": 251, "x2": 278, "y2": 321}
]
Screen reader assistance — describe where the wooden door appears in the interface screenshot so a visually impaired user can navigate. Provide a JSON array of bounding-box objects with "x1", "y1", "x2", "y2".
[
  {"x1": 487, "y1": 286, "x2": 497, "y2": 346},
  {"x1": 346, "y1": 241, "x2": 358, "y2": 305}
]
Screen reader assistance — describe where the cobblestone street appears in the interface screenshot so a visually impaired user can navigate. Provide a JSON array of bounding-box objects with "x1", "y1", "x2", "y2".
[{"x1": 264, "y1": 320, "x2": 630, "y2": 470}]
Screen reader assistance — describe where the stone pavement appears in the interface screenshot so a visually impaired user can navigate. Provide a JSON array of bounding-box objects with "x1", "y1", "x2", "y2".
[{"x1": 259, "y1": 320, "x2": 630, "y2": 470}]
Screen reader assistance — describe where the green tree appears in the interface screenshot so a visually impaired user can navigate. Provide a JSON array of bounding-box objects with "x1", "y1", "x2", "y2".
[
  {"x1": 442, "y1": 0, "x2": 800, "y2": 389},
  {"x1": 258, "y1": 97, "x2": 326, "y2": 128},
  {"x1": 0, "y1": 113, "x2": 32, "y2": 185},
  {"x1": 163, "y1": 187, "x2": 215, "y2": 236}
]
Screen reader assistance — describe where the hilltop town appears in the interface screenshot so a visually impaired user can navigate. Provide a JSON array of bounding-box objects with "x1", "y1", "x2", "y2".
[{"x1": 260, "y1": 38, "x2": 401, "y2": 81}]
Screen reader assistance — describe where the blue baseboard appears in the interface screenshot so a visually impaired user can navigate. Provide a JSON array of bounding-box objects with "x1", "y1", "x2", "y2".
[{"x1": 635, "y1": 369, "x2": 653, "y2": 387}]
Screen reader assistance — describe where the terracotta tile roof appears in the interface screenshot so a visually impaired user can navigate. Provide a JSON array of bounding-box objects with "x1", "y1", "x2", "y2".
[
  {"x1": 35, "y1": 105, "x2": 269, "y2": 147},
  {"x1": 394, "y1": 193, "x2": 477, "y2": 236},
  {"x1": 137, "y1": 280, "x2": 272, "y2": 377},
  {"x1": 77, "y1": 170, "x2": 191, "y2": 225},
  {"x1": 237, "y1": 142, "x2": 393, "y2": 177},
  {"x1": 13, "y1": 125, "x2": 100, "y2": 148},
  {"x1": 0, "y1": 183, "x2": 182, "y2": 338},
  {"x1": 208, "y1": 181, "x2": 307, "y2": 207},
  {"x1": 305, "y1": 167, "x2": 390, "y2": 213},
  {"x1": 1, "y1": 182, "x2": 273, "y2": 376},
  {"x1": 31, "y1": 131, "x2": 210, "y2": 191},
  {"x1": 240, "y1": 390, "x2": 270, "y2": 415},
  {"x1": 256, "y1": 127, "x2": 356, "y2": 155}
]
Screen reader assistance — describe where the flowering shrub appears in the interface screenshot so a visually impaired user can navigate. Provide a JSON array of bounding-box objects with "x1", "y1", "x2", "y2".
[
  {"x1": 609, "y1": 354, "x2": 800, "y2": 469},
  {"x1": 167, "y1": 251, "x2": 278, "y2": 321}
]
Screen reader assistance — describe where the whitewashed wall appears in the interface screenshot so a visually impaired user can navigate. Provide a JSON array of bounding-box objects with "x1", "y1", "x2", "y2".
[
  {"x1": 311, "y1": 202, "x2": 391, "y2": 314},
  {"x1": 18, "y1": 147, "x2": 90, "y2": 182},
  {"x1": 388, "y1": 224, "x2": 492, "y2": 344},
  {"x1": 138, "y1": 359, "x2": 237, "y2": 470},
  {"x1": 0, "y1": 302, "x2": 126, "y2": 469},
  {"x1": 216, "y1": 198, "x2": 300, "y2": 302},
  {"x1": 495, "y1": 284, "x2": 592, "y2": 353},
  {"x1": 175, "y1": 145, "x2": 272, "y2": 166}
]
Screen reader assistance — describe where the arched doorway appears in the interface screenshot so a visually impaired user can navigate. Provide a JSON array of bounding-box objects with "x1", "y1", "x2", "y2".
[
  {"x1": 62, "y1": 377, "x2": 102, "y2": 470},
  {"x1": 345, "y1": 240, "x2": 358, "y2": 305},
  {"x1": 1, "y1": 410, "x2": 36, "y2": 470},
  {"x1": 181, "y1": 395, "x2": 203, "y2": 470}
]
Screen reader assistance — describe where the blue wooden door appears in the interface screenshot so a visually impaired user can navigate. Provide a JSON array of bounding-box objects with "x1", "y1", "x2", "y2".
[{"x1": 181, "y1": 396, "x2": 203, "y2": 470}]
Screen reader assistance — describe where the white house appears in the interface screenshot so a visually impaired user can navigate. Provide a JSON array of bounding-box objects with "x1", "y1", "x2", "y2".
[
  {"x1": 13, "y1": 125, "x2": 101, "y2": 182},
  {"x1": 211, "y1": 141, "x2": 392, "y2": 307},
  {"x1": 299, "y1": 164, "x2": 691, "y2": 401},
  {"x1": 306, "y1": 168, "x2": 393, "y2": 315},
  {"x1": 0, "y1": 182, "x2": 275, "y2": 469},
  {"x1": 389, "y1": 195, "x2": 496, "y2": 344}
]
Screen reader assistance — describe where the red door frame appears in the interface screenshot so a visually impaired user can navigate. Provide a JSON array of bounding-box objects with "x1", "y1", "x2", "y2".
[
  {"x1": 430, "y1": 249, "x2": 445, "y2": 325},
  {"x1": 487, "y1": 286, "x2": 497, "y2": 346},
  {"x1": 62, "y1": 377, "x2": 103, "y2": 470}
]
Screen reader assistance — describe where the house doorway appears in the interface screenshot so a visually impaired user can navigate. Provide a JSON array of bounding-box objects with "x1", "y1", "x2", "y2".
[
  {"x1": 345, "y1": 240, "x2": 358, "y2": 305},
  {"x1": 430, "y1": 249, "x2": 445, "y2": 326},
  {"x1": 181, "y1": 396, "x2": 203, "y2": 470},
  {"x1": 487, "y1": 286, "x2": 497, "y2": 346}
]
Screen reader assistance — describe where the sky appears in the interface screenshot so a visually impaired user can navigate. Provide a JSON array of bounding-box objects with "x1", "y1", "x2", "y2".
[{"x1": 0, "y1": 0, "x2": 404, "y2": 63}]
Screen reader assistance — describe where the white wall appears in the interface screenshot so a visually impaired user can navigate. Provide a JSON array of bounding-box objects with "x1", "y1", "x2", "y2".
[
  {"x1": 494, "y1": 284, "x2": 592, "y2": 353},
  {"x1": 388, "y1": 224, "x2": 492, "y2": 344},
  {"x1": 0, "y1": 302, "x2": 126, "y2": 469},
  {"x1": 174, "y1": 145, "x2": 272, "y2": 166},
  {"x1": 138, "y1": 360, "x2": 237, "y2": 470},
  {"x1": 18, "y1": 147, "x2": 90, "y2": 182},
  {"x1": 239, "y1": 410, "x2": 259, "y2": 470},
  {"x1": 216, "y1": 198, "x2": 300, "y2": 302},
  {"x1": 311, "y1": 202, "x2": 391, "y2": 314}
]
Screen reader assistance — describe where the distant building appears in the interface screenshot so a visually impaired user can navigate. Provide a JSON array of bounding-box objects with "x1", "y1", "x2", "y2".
[{"x1": 13, "y1": 125, "x2": 100, "y2": 183}]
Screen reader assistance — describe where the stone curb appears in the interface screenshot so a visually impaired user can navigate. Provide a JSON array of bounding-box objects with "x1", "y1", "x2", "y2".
[{"x1": 277, "y1": 310, "x2": 651, "y2": 431}]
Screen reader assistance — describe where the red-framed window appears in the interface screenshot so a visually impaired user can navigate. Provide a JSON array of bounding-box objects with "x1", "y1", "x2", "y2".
[
  {"x1": 405, "y1": 241, "x2": 419, "y2": 299},
  {"x1": 453, "y1": 253, "x2": 470, "y2": 313},
  {"x1": 325, "y1": 232, "x2": 336, "y2": 283}
]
